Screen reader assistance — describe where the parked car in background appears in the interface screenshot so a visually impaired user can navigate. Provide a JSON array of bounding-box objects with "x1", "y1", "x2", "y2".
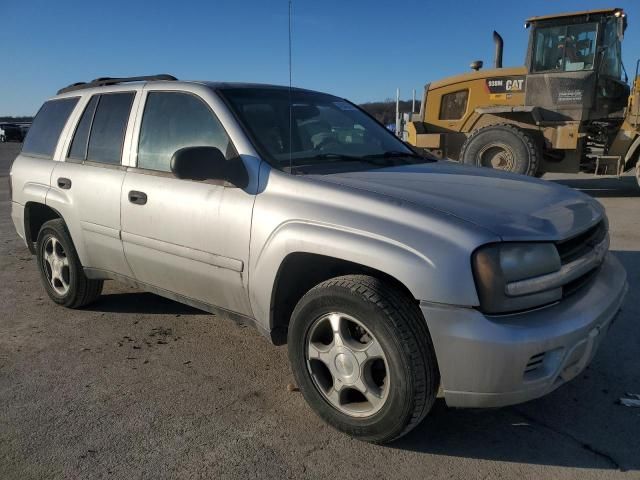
[
  {"x1": 18, "y1": 123, "x2": 30, "y2": 139},
  {"x1": 9, "y1": 75, "x2": 628, "y2": 443},
  {"x1": 0, "y1": 123, "x2": 26, "y2": 142}
]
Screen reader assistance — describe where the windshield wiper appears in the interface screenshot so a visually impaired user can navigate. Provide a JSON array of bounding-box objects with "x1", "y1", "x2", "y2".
[
  {"x1": 306, "y1": 153, "x2": 364, "y2": 162},
  {"x1": 287, "y1": 150, "x2": 433, "y2": 173},
  {"x1": 288, "y1": 153, "x2": 389, "y2": 171},
  {"x1": 362, "y1": 150, "x2": 424, "y2": 161}
]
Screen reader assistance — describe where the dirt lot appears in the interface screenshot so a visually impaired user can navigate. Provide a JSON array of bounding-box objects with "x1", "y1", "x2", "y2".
[{"x1": 1, "y1": 142, "x2": 638, "y2": 479}]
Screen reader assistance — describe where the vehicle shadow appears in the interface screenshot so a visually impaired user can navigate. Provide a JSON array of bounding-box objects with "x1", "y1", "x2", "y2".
[
  {"x1": 84, "y1": 291, "x2": 205, "y2": 315},
  {"x1": 548, "y1": 174, "x2": 639, "y2": 198},
  {"x1": 391, "y1": 399, "x2": 629, "y2": 470},
  {"x1": 392, "y1": 250, "x2": 640, "y2": 472}
]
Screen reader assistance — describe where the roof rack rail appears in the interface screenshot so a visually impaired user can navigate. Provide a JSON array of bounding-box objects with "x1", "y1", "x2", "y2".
[{"x1": 57, "y1": 74, "x2": 178, "y2": 94}]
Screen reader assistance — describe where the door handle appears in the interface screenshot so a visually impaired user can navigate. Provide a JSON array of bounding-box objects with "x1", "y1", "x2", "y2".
[
  {"x1": 128, "y1": 190, "x2": 147, "y2": 205},
  {"x1": 57, "y1": 177, "x2": 72, "y2": 189}
]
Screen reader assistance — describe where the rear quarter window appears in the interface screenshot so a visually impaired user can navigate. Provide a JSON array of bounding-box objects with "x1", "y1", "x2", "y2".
[{"x1": 22, "y1": 97, "x2": 79, "y2": 158}]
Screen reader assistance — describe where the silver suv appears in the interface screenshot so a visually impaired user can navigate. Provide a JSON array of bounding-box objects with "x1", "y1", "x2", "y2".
[{"x1": 10, "y1": 75, "x2": 628, "y2": 443}]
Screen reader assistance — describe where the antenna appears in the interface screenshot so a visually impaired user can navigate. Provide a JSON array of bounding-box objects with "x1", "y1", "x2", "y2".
[{"x1": 288, "y1": 0, "x2": 293, "y2": 173}]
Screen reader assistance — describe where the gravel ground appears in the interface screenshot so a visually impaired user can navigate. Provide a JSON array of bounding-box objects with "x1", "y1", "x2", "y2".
[{"x1": 1, "y1": 143, "x2": 638, "y2": 479}]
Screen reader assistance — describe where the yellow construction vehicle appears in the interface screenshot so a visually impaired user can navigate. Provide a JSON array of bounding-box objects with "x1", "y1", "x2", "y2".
[{"x1": 407, "y1": 8, "x2": 640, "y2": 185}]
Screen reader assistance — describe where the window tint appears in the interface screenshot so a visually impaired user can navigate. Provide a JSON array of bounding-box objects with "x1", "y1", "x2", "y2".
[
  {"x1": 22, "y1": 97, "x2": 79, "y2": 158},
  {"x1": 138, "y1": 92, "x2": 232, "y2": 172},
  {"x1": 439, "y1": 90, "x2": 468, "y2": 120},
  {"x1": 86, "y1": 92, "x2": 135, "y2": 164},
  {"x1": 68, "y1": 95, "x2": 99, "y2": 161}
]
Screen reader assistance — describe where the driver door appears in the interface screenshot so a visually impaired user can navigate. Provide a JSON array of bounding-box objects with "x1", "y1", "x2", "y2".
[{"x1": 120, "y1": 88, "x2": 254, "y2": 316}]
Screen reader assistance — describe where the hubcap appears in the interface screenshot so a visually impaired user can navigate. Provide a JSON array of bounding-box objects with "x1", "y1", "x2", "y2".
[
  {"x1": 42, "y1": 236, "x2": 70, "y2": 296},
  {"x1": 306, "y1": 313, "x2": 389, "y2": 417},
  {"x1": 478, "y1": 142, "x2": 516, "y2": 171}
]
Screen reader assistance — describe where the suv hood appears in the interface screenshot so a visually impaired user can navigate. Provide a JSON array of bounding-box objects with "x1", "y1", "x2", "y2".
[{"x1": 311, "y1": 162, "x2": 602, "y2": 241}]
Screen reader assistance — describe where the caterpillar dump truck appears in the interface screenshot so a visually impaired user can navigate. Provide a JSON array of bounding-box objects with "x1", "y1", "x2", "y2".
[{"x1": 407, "y1": 8, "x2": 640, "y2": 185}]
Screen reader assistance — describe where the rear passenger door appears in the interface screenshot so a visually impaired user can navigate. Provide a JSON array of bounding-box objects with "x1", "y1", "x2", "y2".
[
  {"x1": 49, "y1": 91, "x2": 138, "y2": 277},
  {"x1": 120, "y1": 88, "x2": 254, "y2": 316}
]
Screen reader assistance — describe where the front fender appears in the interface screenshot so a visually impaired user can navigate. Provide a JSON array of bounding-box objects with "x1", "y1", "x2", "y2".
[{"x1": 249, "y1": 220, "x2": 481, "y2": 332}]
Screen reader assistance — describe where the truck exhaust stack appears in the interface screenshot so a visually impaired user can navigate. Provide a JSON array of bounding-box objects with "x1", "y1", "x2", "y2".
[{"x1": 493, "y1": 31, "x2": 503, "y2": 68}]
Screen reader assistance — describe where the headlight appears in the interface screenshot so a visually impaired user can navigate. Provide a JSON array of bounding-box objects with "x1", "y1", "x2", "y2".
[{"x1": 472, "y1": 243, "x2": 562, "y2": 314}]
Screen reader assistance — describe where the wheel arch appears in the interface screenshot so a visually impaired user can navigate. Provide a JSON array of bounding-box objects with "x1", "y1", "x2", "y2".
[
  {"x1": 249, "y1": 221, "x2": 479, "y2": 344},
  {"x1": 464, "y1": 110, "x2": 541, "y2": 136},
  {"x1": 267, "y1": 252, "x2": 416, "y2": 345},
  {"x1": 23, "y1": 201, "x2": 64, "y2": 254}
]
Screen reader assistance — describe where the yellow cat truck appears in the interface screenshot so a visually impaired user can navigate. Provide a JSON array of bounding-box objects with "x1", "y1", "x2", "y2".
[{"x1": 407, "y1": 8, "x2": 640, "y2": 186}]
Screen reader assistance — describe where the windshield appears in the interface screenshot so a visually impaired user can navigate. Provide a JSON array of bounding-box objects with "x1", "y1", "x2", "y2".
[
  {"x1": 219, "y1": 87, "x2": 420, "y2": 171},
  {"x1": 533, "y1": 22, "x2": 597, "y2": 72}
]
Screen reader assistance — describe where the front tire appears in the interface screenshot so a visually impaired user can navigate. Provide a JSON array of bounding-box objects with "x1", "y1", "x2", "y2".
[
  {"x1": 460, "y1": 124, "x2": 541, "y2": 176},
  {"x1": 36, "y1": 219, "x2": 103, "y2": 308},
  {"x1": 288, "y1": 275, "x2": 439, "y2": 443}
]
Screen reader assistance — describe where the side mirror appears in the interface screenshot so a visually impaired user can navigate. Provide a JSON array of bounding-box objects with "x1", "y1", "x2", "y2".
[{"x1": 170, "y1": 146, "x2": 248, "y2": 188}]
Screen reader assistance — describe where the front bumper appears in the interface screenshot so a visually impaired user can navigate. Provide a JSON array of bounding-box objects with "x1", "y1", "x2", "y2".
[{"x1": 421, "y1": 252, "x2": 628, "y2": 408}]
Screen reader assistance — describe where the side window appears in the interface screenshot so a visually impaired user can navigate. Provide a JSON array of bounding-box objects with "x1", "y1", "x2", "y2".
[
  {"x1": 601, "y1": 19, "x2": 622, "y2": 79},
  {"x1": 137, "y1": 92, "x2": 232, "y2": 172},
  {"x1": 86, "y1": 92, "x2": 135, "y2": 165},
  {"x1": 22, "y1": 97, "x2": 79, "y2": 158},
  {"x1": 439, "y1": 90, "x2": 468, "y2": 120},
  {"x1": 68, "y1": 95, "x2": 99, "y2": 161}
]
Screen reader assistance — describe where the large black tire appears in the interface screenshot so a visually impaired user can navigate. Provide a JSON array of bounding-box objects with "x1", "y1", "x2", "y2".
[
  {"x1": 460, "y1": 124, "x2": 541, "y2": 176},
  {"x1": 36, "y1": 219, "x2": 103, "y2": 308},
  {"x1": 287, "y1": 274, "x2": 439, "y2": 443}
]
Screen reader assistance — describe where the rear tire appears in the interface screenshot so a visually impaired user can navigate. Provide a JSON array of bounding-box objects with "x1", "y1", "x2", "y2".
[
  {"x1": 287, "y1": 274, "x2": 439, "y2": 443},
  {"x1": 460, "y1": 124, "x2": 541, "y2": 176},
  {"x1": 36, "y1": 219, "x2": 103, "y2": 308}
]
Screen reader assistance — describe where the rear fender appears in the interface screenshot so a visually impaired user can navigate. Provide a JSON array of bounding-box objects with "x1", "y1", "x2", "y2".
[{"x1": 45, "y1": 182, "x2": 88, "y2": 264}]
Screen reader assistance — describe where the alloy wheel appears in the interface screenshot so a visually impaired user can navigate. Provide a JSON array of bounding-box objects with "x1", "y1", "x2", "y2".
[
  {"x1": 42, "y1": 235, "x2": 70, "y2": 296},
  {"x1": 306, "y1": 312, "x2": 389, "y2": 417}
]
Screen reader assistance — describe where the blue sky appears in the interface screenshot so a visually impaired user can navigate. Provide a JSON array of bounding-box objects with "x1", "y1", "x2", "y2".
[{"x1": 2, "y1": 0, "x2": 639, "y2": 115}]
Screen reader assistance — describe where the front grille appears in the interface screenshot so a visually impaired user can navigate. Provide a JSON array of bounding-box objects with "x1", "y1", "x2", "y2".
[
  {"x1": 555, "y1": 220, "x2": 607, "y2": 298},
  {"x1": 562, "y1": 265, "x2": 600, "y2": 297},
  {"x1": 556, "y1": 220, "x2": 606, "y2": 264}
]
